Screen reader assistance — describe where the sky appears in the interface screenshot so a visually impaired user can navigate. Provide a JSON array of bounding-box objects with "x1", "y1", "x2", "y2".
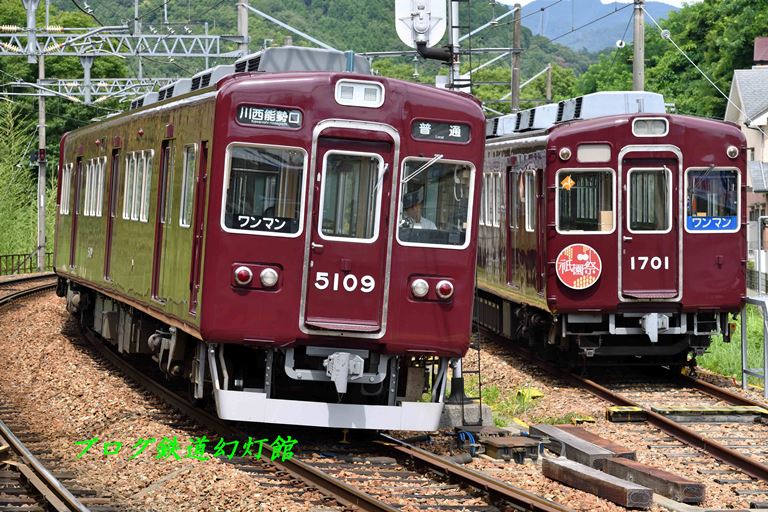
[{"x1": 496, "y1": 0, "x2": 702, "y2": 8}]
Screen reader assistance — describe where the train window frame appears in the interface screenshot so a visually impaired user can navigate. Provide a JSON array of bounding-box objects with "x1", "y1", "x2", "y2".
[
  {"x1": 555, "y1": 168, "x2": 616, "y2": 235},
  {"x1": 122, "y1": 153, "x2": 134, "y2": 220},
  {"x1": 60, "y1": 163, "x2": 72, "y2": 215},
  {"x1": 684, "y1": 166, "x2": 740, "y2": 234},
  {"x1": 508, "y1": 168, "x2": 520, "y2": 230},
  {"x1": 83, "y1": 160, "x2": 91, "y2": 216},
  {"x1": 480, "y1": 173, "x2": 488, "y2": 226},
  {"x1": 317, "y1": 150, "x2": 384, "y2": 244},
  {"x1": 131, "y1": 152, "x2": 142, "y2": 221},
  {"x1": 626, "y1": 166, "x2": 673, "y2": 234},
  {"x1": 97, "y1": 157, "x2": 106, "y2": 217},
  {"x1": 179, "y1": 143, "x2": 197, "y2": 228},
  {"x1": 396, "y1": 156, "x2": 476, "y2": 251},
  {"x1": 524, "y1": 169, "x2": 536, "y2": 233},
  {"x1": 492, "y1": 172, "x2": 502, "y2": 228},
  {"x1": 220, "y1": 142, "x2": 309, "y2": 239}
]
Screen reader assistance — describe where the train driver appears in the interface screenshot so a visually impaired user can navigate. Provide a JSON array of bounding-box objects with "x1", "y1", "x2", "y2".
[{"x1": 403, "y1": 188, "x2": 436, "y2": 229}]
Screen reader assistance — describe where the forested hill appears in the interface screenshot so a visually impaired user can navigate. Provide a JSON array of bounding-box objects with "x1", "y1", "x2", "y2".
[{"x1": 48, "y1": 0, "x2": 594, "y2": 77}]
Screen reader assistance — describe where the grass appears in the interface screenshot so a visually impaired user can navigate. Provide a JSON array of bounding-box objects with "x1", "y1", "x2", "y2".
[
  {"x1": 0, "y1": 101, "x2": 56, "y2": 257},
  {"x1": 459, "y1": 375, "x2": 543, "y2": 427},
  {"x1": 698, "y1": 304, "x2": 766, "y2": 389}
]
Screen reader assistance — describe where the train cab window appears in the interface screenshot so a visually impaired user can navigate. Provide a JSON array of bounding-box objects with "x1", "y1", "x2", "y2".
[
  {"x1": 222, "y1": 144, "x2": 306, "y2": 237},
  {"x1": 398, "y1": 158, "x2": 474, "y2": 248},
  {"x1": 319, "y1": 152, "x2": 383, "y2": 242},
  {"x1": 524, "y1": 170, "x2": 536, "y2": 232},
  {"x1": 685, "y1": 168, "x2": 739, "y2": 233},
  {"x1": 628, "y1": 168, "x2": 671, "y2": 233},
  {"x1": 556, "y1": 169, "x2": 614, "y2": 233}
]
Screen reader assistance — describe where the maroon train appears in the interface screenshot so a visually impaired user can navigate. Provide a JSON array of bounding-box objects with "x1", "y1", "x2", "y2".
[
  {"x1": 53, "y1": 47, "x2": 486, "y2": 430},
  {"x1": 477, "y1": 91, "x2": 746, "y2": 366}
]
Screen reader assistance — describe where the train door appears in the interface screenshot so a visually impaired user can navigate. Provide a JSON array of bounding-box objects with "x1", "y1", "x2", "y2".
[
  {"x1": 506, "y1": 167, "x2": 521, "y2": 288},
  {"x1": 69, "y1": 158, "x2": 83, "y2": 268},
  {"x1": 189, "y1": 141, "x2": 208, "y2": 315},
  {"x1": 152, "y1": 141, "x2": 172, "y2": 301},
  {"x1": 104, "y1": 149, "x2": 119, "y2": 279},
  {"x1": 619, "y1": 148, "x2": 681, "y2": 300},
  {"x1": 302, "y1": 135, "x2": 393, "y2": 333}
]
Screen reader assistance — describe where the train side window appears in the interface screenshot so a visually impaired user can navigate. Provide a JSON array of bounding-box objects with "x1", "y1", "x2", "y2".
[
  {"x1": 110, "y1": 153, "x2": 120, "y2": 218},
  {"x1": 524, "y1": 170, "x2": 536, "y2": 232},
  {"x1": 222, "y1": 144, "x2": 306, "y2": 237},
  {"x1": 60, "y1": 163, "x2": 72, "y2": 215},
  {"x1": 556, "y1": 169, "x2": 614, "y2": 233},
  {"x1": 398, "y1": 158, "x2": 474, "y2": 249},
  {"x1": 180, "y1": 144, "x2": 197, "y2": 228},
  {"x1": 131, "y1": 152, "x2": 143, "y2": 221},
  {"x1": 508, "y1": 168, "x2": 519, "y2": 229},
  {"x1": 685, "y1": 168, "x2": 739, "y2": 233},
  {"x1": 628, "y1": 168, "x2": 671, "y2": 233},
  {"x1": 83, "y1": 160, "x2": 92, "y2": 217},
  {"x1": 123, "y1": 154, "x2": 134, "y2": 220},
  {"x1": 492, "y1": 173, "x2": 502, "y2": 228},
  {"x1": 97, "y1": 157, "x2": 106, "y2": 217},
  {"x1": 480, "y1": 174, "x2": 487, "y2": 226}
]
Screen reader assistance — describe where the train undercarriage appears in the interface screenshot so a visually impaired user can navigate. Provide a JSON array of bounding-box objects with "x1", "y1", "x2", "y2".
[
  {"x1": 475, "y1": 290, "x2": 736, "y2": 367},
  {"x1": 61, "y1": 279, "x2": 452, "y2": 430}
]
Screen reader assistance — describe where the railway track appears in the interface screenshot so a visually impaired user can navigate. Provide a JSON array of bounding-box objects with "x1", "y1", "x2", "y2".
[
  {"x1": 478, "y1": 326, "x2": 768, "y2": 501},
  {"x1": 79, "y1": 325, "x2": 573, "y2": 512},
  {"x1": 0, "y1": 273, "x2": 106, "y2": 512}
]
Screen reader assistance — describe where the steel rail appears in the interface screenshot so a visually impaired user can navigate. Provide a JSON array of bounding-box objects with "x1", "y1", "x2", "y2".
[
  {"x1": 80, "y1": 329, "x2": 399, "y2": 512},
  {"x1": 676, "y1": 373, "x2": 768, "y2": 409},
  {"x1": 0, "y1": 274, "x2": 89, "y2": 511},
  {"x1": 0, "y1": 421, "x2": 90, "y2": 512},
  {"x1": 379, "y1": 434, "x2": 574, "y2": 512},
  {"x1": 0, "y1": 281, "x2": 57, "y2": 307},
  {"x1": 477, "y1": 327, "x2": 768, "y2": 481}
]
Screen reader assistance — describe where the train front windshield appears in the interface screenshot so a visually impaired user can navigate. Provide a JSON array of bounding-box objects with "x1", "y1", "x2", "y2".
[{"x1": 398, "y1": 158, "x2": 474, "y2": 248}]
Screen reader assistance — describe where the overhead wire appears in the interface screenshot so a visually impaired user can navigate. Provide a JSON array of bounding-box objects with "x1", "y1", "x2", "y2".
[{"x1": 642, "y1": 6, "x2": 767, "y2": 137}]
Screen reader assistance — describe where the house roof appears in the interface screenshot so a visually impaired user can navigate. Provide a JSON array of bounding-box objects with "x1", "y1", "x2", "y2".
[
  {"x1": 750, "y1": 161, "x2": 768, "y2": 192},
  {"x1": 731, "y1": 68, "x2": 768, "y2": 122},
  {"x1": 755, "y1": 37, "x2": 768, "y2": 63}
]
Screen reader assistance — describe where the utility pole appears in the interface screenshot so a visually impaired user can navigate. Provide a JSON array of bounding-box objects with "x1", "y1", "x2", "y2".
[
  {"x1": 633, "y1": 0, "x2": 645, "y2": 91},
  {"x1": 37, "y1": 53, "x2": 46, "y2": 272},
  {"x1": 237, "y1": 0, "x2": 249, "y2": 55},
  {"x1": 447, "y1": 0, "x2": 460, "y2": 88},
  {"x1": 22, "y1": 0, "x2": 46, "y2": 271},
  {"x1": 510, "y1": 4, "x2": 521, "y2": 111},
  {"x1": 545, "y1": 63, "x2": 552, "y2": 102}
]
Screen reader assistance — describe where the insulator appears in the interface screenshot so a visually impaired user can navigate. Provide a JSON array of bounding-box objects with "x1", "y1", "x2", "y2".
[
  {"x1": 45, "y1": 25, "x2": 64, "y2": 32},
  {"x1": 0, "y1": 42, "x2": 22, "y2": 53},
  {"x1": 0, "y1": 25, "x2": 20, "y2": 32}
]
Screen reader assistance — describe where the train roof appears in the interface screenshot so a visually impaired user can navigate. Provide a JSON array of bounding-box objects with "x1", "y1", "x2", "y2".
[
  {"x1": 128, "y1": 46, "x2": 372, "y2": 111},
  {"x1": 486, "y1": 91, "x2": 666, "y2": 139}
]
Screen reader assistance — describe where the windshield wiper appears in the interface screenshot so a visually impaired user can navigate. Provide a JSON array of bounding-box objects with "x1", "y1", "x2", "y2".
[{"x1": 401, "y1": 153, "x2": 443, "y2": 184}]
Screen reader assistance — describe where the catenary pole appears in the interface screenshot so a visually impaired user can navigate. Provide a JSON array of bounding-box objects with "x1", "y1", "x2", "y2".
[
  {"x1": 511, "y1": 3, "x2": 521, "y2": 111},
  {"x1": 633, "y1": 0, "x2": 645, "y2": 91}
]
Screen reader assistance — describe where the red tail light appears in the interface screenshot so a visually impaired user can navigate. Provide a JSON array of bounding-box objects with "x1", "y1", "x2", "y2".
[
  {"x1": 234, "y1": 266, "x2": 253, "y2": 286},
  {"x1": 436, "y1": 280, "x2": 454, "y2": 299}
]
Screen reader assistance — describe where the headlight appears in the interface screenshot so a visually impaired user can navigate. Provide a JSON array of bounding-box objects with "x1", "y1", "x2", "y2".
[{"x1": 411, "y1": 279, "x2": 429, "y2": 298}]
